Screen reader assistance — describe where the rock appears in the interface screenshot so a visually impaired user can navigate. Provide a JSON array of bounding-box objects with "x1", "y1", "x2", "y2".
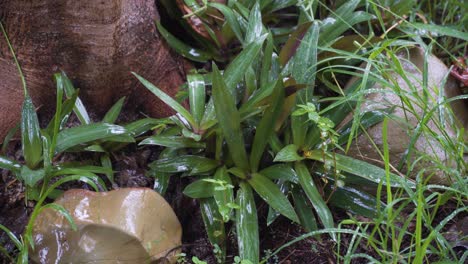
[
  {"x1": 31, "y1": 188, "x2": 182, "y2": 263},
  {"x1": 0, "y1": 0, "x2": 186, "y2": 140},
  {"x1": 342, "y1": 47, "x2": 467, "y2": 185}
]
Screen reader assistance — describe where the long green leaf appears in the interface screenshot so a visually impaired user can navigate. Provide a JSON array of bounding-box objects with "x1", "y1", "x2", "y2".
[
  {"x1": 201, "y1": 36, "x2": 266, "y2": 126},
  {"x1": 21, "y1": 96, "x2": 43, "y2": 168},
  {"x1": 294, "y1": 161, "x2": 335, "y2": 240},
  {"x1": 250, "y1": 80, "x2": 284, "y2": 172},
  {"x1": 236, "y1": 182, "x2": 259, "y2": 263},
  {"x1": 0, "y1": 224, "x2": 23, "y2": 251},
  {"x1": 410, "y1": 23, "x2": 468, "y2": 41},
  {"x1": 291, "y1": 184, "x2": 318, "y2": 232},
  {"x1": 149, "y1": 155, "x2": 218, "y2": 174},
  {"x1": 139, "y1": 135, "x2": 205, "y2": 149},
  {"x1": 274, "y1": 144, "x2": 304, "y2": 162},
  {"x1": 55, "y1": 123, "x2": 128, "y2": 153},
  {"x1": 327, "y1": 185, "x2": 380, "y2": 218},
  {"x1": 249, "y1": 173, "x2": 299, "y2": 223},
  {"x1": 224, "y1": 35, "x2": 267, "y2": 93},
  {"x1": 244, "y1": 2, "x2": 263, "y2": 45},
  {"x1": 260, "y1": 164, "x2": 299, "y2": 183},
  {"x1": 0, "y1": 156, "x2": 21, "y2": 174},
  {"x1": 132, "y1": 73, "x2": 195, "y2": 128},
  {"x1": 183, "y1": 179, "x2": 214, "y2": 198},
  {"x1": 209, "y1": 3, "x2": 244, "y2": 43},
  {"x1": 307, "y1": 151, "x2": 415, "y2": 188},
  {"x1": 156, "y1": 21, "x2": 212, "y2": 62},
  {"x1": 102, "y1": 97, "x2": 125, "y2": 123},
  {"x1": 149, "y1": 148, "x2": 177, "y2": 195},
  {"x1": 39, "y1": 203, "x2": 77, "y2": 231},
  {"x1": 212, "y1": 64, "x2": 249, "y2": 170},
  {"x1": 61, "y1": 72, "x2": 91, "y2": 125},
  {"x1": 187, "y1": 74, "x2": 206, "y2": 125},
  {"x1": 200, "y1": 198, "x2": 226, "y2": 262},
  {"x1": 213, "y1": 167, "x2": 234, "y2": 222},
  {"x1": 19, "y1": 166, "x2": 45, "y2": 187}
]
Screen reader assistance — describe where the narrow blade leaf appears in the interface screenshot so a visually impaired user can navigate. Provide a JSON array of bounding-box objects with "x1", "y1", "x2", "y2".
[
  {"x1": 236, "y1": 182, "x2": 259, "y2": 263},
  {"x1": 249, "y1": 173, "x2": 299, "y2": 223},
  {"x1": 212, "y1": 64, "x2": 249, "y2": 170}
]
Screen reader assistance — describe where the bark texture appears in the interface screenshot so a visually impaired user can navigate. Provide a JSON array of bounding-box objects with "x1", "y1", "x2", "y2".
[{"x1": 0, "y1": 0, "x2": 185, "y2": 139}]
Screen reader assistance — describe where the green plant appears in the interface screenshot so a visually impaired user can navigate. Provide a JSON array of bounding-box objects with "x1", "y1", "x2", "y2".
[
  {"x1": 133, "y1": 3, "x2": 405, "y2": 263},
  {"x1": 135, "y1": 1, "x2": 468, "y2": 263}
]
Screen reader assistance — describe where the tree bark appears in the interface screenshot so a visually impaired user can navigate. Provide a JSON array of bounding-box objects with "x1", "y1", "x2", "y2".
[{"x1": 0, "y1": 0, "x2": 185, "y2": 139}]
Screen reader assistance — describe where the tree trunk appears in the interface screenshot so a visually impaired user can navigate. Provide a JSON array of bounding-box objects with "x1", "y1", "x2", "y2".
[{"x1": 0, "y1": 0, "x2": 185, "y2": 139}]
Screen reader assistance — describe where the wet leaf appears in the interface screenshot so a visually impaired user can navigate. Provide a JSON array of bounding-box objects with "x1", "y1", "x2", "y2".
[
  {"x1": 150, "y1": 148, "x2": 177, "y2": 195},
  {"x1": 133, "y1": 73, "x2": 195, "y2": 128},
  {"x1": 291, "y1": 184, "x2": 318, "y2": 232},
  {"x1": 250, "y1": 80, "x2": 284, "y2": 172},
  {"x1": 183, "y1": 179, "x2": 214, "y2": 198},
  {"x1": 21, "y1": 95, "x2": 43, "y2": 168},
  {"x1": 236, "y1": 182, "x2": 259, "y2": 263},
  {"x1": 308, "y1": 151, "x2": 415, "y2": 188},
  {"x1": 295, "y1": 161, "x2": 335, "y2": 239},
  {"x1": 213, "y1": 167, "x2": 234, "y2": 222},
  {"x1": 289, "y1": 21, "x2": 320, "y2": 90},
  {"x1": 139, "y1": 135, "x2": 205, "y2": 149},
  {"x1": 209, "y1": 3, "x2": 244, "y2": 43},
  {"x1": 19, "y1": 166, "x2": 45, "y2": 187},
  {"x1": 249, "y1": 173, "x2": 299, "y2": 223},
  {"x1": 156, "y1": 21, "x2": 212, "y2": 62},
  {"x1": 410, "y1": 23, "x2": 468, "y2": 41},
  {"x1": 260, "y1": 164, "x2": 299, "y2": 183},
  {"x1": 274, "y1": 144, "x2": 304, "y2": 162},
  {"x1": 0, "y1": 224, "x2": 23, "y2": 251},
  {"x1": 337, "y1": 108, "x2": 393, "y2": 146},
  {"x1": 224, "y1": 35, "x2": 267, "y2": 94},
  {"x1": 244, "y1": 2, "x2": 263, "y2": 45},
  {"x1": 55, "y1": 123, "x2": 128, "y2": 153},
  {"x1": 0, "y1": 156, "x2": 21, "y2": 174},
  {"x1": 39, "y1": 203, "x2": 77, "y2": 231},
  {"x1": 212, "y1": 64, "x2": 249, "y2": 170},
  {"x1": 61, "y1": 72, "x2": 90, "y2": 125},
  {"x1": 200, "y1": 198, "x2": 226, "y2": 262},
  {"x1": 327, "y1": 185, "x2": 381, "y2": 218},
  {"x1": 100, "y1": 154, "x2": 114, "y2": 184},
  {"x1": 266, "y1": 180, "x2": 288, "y2": 226},
  {"x1": 149, "y1": 155, "x2": 218, "y2": 174},
  {"x1": 124, "y1": 118, "x2": 169, "y2": 137},
  {"x1": 102, "y1": 97, "x2": 125, "y2": 123},
  {"x1": 187, "y1": 74, "x2": 206, "y2": 125}
]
